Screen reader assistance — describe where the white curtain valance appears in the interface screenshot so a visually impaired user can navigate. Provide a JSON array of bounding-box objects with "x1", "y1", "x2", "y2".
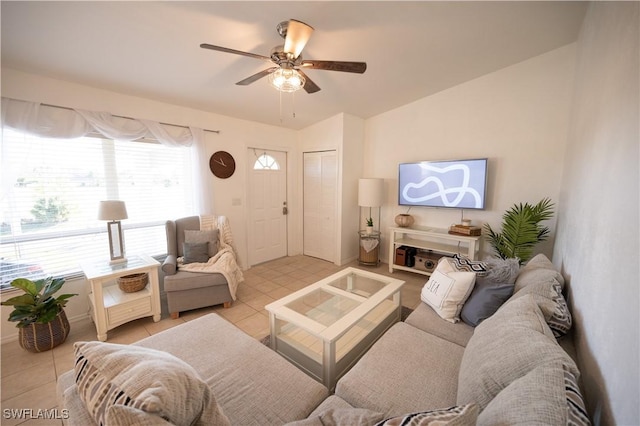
[{"x1": 1, "y1": 98, "x2": 199, "y2": 147}]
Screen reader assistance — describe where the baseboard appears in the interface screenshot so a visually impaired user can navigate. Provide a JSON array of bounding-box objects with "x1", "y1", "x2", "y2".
[{"x1": 1, "y1": 312, "x2": 91, "y2": 345}]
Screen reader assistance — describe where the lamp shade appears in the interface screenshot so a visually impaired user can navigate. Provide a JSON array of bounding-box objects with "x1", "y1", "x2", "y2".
[
  {"x1": 97, "y1": 200, "x2": 128, "y2": 221},
  {"x1": 358, "y1": 178, "x2": 384, "y2": 207}
]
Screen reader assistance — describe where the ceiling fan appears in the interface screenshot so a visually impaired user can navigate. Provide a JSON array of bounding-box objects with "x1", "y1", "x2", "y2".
[{"x1": 200, "y1": 19, "x2": 367, "y2": 94}]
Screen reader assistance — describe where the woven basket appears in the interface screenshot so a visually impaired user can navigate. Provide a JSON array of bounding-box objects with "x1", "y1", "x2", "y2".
[
  {"x1": 359, "y1": 245, "x2": 379, "y2": 265},
  {"x1": 117, "y1": 272, "x2": 148, "y2": 293},
  {"x1": 19, "y1": 309, "x2": 70, "y2": 353}
]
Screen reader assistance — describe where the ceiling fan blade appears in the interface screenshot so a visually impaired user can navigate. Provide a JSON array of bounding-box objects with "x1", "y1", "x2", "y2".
[
  {"x1": 236, "y1": 67, "x2": 279, "y2": 86},
  {"x1": 283, "y1": 19, "x2": 314, "y2": 59},
  {"x1": 200, "y1": 43, "x2": 271, "y2": 61},
  {"x1": 297, "y1": 70, "x2": 321, "y2": 94},
  {"x1": 300, "y1": 60, "x2": 367, "y2": 74}
]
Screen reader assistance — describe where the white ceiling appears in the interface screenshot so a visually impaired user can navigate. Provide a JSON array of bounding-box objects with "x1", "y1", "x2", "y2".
[{"x1": 1, "y1": 1, "x2": 587, "y2": 130}]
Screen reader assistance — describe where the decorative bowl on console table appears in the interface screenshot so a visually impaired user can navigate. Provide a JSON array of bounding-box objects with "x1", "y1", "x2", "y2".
[{"x1": 394, "y1": 214, "x2": 415, "y2": 228}]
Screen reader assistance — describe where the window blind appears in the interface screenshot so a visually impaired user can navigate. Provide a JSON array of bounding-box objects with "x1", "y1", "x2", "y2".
[{"x1": 0, "y1": 128, "x2": 194, "y2": 287}]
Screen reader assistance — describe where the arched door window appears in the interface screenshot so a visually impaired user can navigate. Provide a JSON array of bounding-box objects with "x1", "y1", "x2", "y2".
[{"x1": 253, "y1": 153, "x2": 280, "y2": 170}]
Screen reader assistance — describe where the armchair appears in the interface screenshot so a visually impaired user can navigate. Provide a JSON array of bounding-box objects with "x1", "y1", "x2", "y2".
[{"x1": 162, "y1": 216, "x2": 232, "y2": 319}]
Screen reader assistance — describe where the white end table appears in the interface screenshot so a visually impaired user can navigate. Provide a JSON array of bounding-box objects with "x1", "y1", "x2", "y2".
[{"x1": 81, "y1": 254, "x2": 161, "y2": 341}]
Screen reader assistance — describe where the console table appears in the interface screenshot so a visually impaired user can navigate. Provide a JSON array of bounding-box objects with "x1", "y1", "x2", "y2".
[
  {"x1": 81, "y1": 254, "x2": 161, "y2": 341},
  {"x1": 389, "y1": 226, "x2": 481, "y2": 277}
]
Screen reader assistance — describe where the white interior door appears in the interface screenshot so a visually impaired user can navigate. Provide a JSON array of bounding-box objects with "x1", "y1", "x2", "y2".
[
  {"x1": 248, "y1": 149, "x2": 287, "y2": 266},
  {"x1": 303, "y1": 151, "x2": 337, "y2": 262}
]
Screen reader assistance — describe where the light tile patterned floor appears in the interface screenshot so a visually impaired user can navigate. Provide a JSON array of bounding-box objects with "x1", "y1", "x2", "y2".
[{"x1": 0, "y1": 255, "x2": 426, "y2": 425}]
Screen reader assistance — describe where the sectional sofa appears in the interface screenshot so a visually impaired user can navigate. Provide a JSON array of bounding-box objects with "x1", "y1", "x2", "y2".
[{"x1": 56, "y1": 254, "x2": 590, "y2": 425}]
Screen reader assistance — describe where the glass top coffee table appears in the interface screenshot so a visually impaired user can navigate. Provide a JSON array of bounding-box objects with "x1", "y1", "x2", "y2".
[{"x1": 265, "y1": 267, "x2": 405, "y2": 390}]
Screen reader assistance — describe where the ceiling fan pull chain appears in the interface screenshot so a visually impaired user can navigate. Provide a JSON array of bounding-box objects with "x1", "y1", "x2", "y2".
[
  {"x1": 279, "y1": 89, "x2": 283, "y2": 124},
  {"x1": 293, "y1": 91, "x2": 296, "y2": 118}
]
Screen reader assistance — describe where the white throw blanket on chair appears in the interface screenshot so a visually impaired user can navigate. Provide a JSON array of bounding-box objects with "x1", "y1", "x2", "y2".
[{"x1": 177, "y1": 215, "x2": 244, "y2": 300}]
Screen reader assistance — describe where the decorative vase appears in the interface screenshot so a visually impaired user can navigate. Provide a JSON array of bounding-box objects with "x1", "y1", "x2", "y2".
[
  {"x1": 365, "y1": 226, "x2": 374, "y2": 234},
  {"x1": 395, "y1": 214, "x2": 415, "y2": 228},
  {"x1": 19, "y1": 309, "x2": 70, "y2": 353}
]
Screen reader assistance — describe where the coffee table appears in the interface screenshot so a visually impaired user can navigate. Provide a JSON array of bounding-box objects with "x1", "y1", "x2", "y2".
[{"x1": 265, "y1": 267, "x2": 405, "y2": 390}]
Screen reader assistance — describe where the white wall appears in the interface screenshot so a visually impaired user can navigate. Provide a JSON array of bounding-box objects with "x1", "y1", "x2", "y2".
[
  {"x1": 553, "y1": 3, "x2": 639, "y2": 424},
  {"x1": 298, "y1": 113, "x2": 365, "y2": 265},
  {"x1": 340, "y1": 114, "x2": 365, "y2": 264},
  {"x1": 364, "y1": 44, "x2": 577, "y2": 262}
]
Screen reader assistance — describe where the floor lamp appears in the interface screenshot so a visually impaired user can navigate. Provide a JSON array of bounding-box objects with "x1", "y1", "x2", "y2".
[
  {"x1": 98, "y1": 200, "x2": 128, "y2": 264},
  {"x1": 358, "y1": 178, "x2": 384, "y2": 266},
  {"x1": 358, "y1": 178, "x2": 384, "y2": 231}
]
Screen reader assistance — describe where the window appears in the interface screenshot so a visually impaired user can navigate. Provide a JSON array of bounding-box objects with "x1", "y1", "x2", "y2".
[
  {"x1": 253, "y1": 153, "x2": 280, "y2": 170},
  {"x1": 1, "y1": 128, "x2": 194, "y2": 287}
]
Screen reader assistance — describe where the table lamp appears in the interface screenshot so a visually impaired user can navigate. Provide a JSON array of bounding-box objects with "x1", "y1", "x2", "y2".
[{"x1": 98, "y1": 200, "x2": 128, "y2": 264}]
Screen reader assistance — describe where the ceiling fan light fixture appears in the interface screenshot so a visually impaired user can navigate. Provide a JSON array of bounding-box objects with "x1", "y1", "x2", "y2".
[{"x1": 268, "y1": 68, "x2": 305, "y2": 92}]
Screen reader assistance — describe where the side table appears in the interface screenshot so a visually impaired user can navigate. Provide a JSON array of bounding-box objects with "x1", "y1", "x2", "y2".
[{"x1": 81, "y1": 254, "x2": 161, "y2": 341}]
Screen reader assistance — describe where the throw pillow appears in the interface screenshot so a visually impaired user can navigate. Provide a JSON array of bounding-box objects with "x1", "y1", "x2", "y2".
[
  {"x1": 514, "y1": 253, "x2": 565, "y2": 292},
  {"x1": 563, "y1": 364, "x2": 591, "y2": 425},
  {"x1": 451, "y1": 254, "x2": 488, "y2": 276},
  {"x1": 105, "y1": 405, "x2": 174, "y2": 426},
  {"x1": 457, "y1": 295, "x2": 580, "y2": 411},
  {"x1": 460, "y1": 277, "x2": 514, "y2": 326},
  {"x1": 74, "y1": 341, "x2": 230, "y2": 426},
  {"x1": 421, "y1": 258, "x2": 476, "y2": 323},
  {"x1": 182, "y1": 241, "x2": 209, "y2": 264},
  {"x1": 509, "y1": 278, "x2": 573, "y2": 338},
  {"x1": 477, "y1": 361, "x2": 590, "y2": 426},
  {"x1": 375, "y1": 404, "x2": 479, "y2": 426},
  {"x1": 185, "y1": 229, "x2": 219, "y2": 257},
  {"x1": 483, "y1": 257, "x2": 520, "y2": 283}
]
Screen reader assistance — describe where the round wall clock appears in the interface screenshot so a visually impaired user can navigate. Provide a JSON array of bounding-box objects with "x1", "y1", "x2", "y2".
[{"x1": 209, "y1": 151, "x2": 236, "y2": 179}]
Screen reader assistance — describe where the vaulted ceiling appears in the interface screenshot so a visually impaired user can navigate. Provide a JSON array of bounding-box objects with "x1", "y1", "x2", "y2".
[{"x1": 1, "y1": 1, "x2": 587, "y2": 129}]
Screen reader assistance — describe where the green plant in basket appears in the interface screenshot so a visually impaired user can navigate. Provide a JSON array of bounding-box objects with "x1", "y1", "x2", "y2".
[
  {"x1": 2, "y1": 277, "x2": 76, "y2": 327},
  {"x1": 366, "y1": 217, "x2": 374, "y2": 227}
]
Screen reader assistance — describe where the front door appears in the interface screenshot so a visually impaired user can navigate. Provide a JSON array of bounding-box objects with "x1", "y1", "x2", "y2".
[{"x1": 247, "y1": 149, "x2": 288, "y2": 266}]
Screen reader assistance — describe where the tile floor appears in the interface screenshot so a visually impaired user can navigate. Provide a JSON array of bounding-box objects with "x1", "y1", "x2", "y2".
[{"x1": 0, "y1": 255, "x2": 426, "y2": 425}]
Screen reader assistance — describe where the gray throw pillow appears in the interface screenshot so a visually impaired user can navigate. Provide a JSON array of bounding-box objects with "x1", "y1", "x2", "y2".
[
  {"x1": 184, "y1": 229, "x2": 219, "y2": 257},
  {"x1": 182, "y1": 242, "x2": 209, "y2": 264},
  {"x1": 461, "y1": 277, "x2": 515, "y2": 327}
]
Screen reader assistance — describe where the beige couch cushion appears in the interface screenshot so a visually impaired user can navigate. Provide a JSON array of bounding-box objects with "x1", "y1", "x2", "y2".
[
  {"x1": 457, "y1": 295, "x2": 579, "y2": 410},
  {"x1": 284, "y1": 407, "x2": 384, "y2": 426},
  {"x1": 58, "y1": 314, "x2": 328, "y2": 426},
  {"x1": 336, "y1": 322, "x2": 464, "y2": 417},
  {"x1": 404, "y1": 302, "x2": 474, "y2": 347},
  {"x1": 134, "y1": 314, "x2": 329, "y2": 425}
]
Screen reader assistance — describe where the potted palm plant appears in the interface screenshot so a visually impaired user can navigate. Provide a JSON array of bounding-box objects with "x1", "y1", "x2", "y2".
[
  {"x1": 484, "y1": 198, "x2": 555, "y2": 265},
  {"x1": 1, "y1": 277, "x2": 76, "y2": 352}
]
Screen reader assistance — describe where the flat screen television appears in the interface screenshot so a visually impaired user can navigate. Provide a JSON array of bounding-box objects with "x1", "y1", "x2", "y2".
[{"x1": 398, "y1": 158, "x2": 488, "y2": 209}]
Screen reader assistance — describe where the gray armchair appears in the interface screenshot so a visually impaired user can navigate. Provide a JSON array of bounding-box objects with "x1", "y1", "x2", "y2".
[{"x1": 162, "y1": 216, "x2": 232, "y2": 319}]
